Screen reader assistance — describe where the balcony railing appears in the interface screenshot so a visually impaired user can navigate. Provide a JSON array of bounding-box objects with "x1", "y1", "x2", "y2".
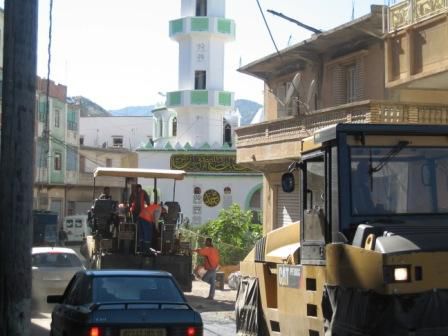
[
  {"x1": 388, "y1": 0, "x2": 448, "y2": 32},
  {"x1": 166, "y1": 90, "x2": 234, "y2": 109},
  {"x1": 236, "y1": 100, "x2": 448, "y2": 148},
  {"x1": 169, "y1": 17, "x2": 235, "y2": 39}
]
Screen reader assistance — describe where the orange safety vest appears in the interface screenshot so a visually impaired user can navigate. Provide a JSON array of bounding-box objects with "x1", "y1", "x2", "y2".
[
  {"x1": 139, "y1": 203, "x2": 160, "y2": 223},
  {"x1": 131, "y1": 191, "x2": 146, "y2": 215}
]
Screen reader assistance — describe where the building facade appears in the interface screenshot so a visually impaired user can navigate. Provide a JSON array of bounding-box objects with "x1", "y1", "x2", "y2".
[
  {"x1": 235, "y1": 3, "x2": 448, "y2": 233},
  {"x1": 79, "y1": 116, "x2": 154, "y2": 151},
  {"x1": 69, "y1": 146, "x2": 138, "y2": 215},
  {"x1": 34, "y1": 78, "x2": 81, "y2": 221}
]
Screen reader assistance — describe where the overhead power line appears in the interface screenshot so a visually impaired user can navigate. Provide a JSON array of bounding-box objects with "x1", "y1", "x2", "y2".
[{"x1": 255, "y1": 0, "x2": 282, "y2": 57}]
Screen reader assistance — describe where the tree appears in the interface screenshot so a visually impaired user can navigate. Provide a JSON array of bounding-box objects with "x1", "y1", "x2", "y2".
[{"x1": 198, "y1": 204, "x2": 262, "y2": 265}]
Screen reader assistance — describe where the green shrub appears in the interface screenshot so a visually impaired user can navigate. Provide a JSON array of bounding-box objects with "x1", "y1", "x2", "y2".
[{"x1": 196, "y1": 203, "x2": 263, "y2": 265}]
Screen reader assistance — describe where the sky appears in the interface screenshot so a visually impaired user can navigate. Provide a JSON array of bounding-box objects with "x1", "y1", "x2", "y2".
[{"x1": 35, "y1": 0, "x2": 387, "y2": 111}]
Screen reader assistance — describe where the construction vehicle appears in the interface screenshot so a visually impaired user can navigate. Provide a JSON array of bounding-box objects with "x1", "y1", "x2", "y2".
[
  {"x1": 82, "y1": 167, "x2": 193, "y2": 292},
  {"x1": 236, "y1": 124, "x2": 448, "y2": 335}
]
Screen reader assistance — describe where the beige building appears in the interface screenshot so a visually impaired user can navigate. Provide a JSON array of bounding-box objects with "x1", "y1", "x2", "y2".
[
  {"x1": 67, "y1": 146, "x2": 138, "y2": 215},
  {"x1": 236, "y1": 3, "x2": 448, "y2": 233}
]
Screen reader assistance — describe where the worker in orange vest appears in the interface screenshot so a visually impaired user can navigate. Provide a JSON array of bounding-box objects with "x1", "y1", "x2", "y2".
[
  {"x1": 138, "y1": 202, "x2": 161, "y2": 251},
  {"x1": 193, "y1": 238, "x2": 220, "y2": 299},
  {"x1": 129, "y1": 184, "x2": 150, "y2": 223}
]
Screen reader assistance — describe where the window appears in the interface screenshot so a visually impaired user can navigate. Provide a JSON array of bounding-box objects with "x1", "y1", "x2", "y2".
[
  {"x1": 66, "y1": 146, "x2": 78, "y2": 171},
  {"x1": 223, "y1": 123, "x2": 232, "y2": 146},
  {"x1": 106, "y1": 158, "x2": 112, "y2": 167},
  {"x1": 303, "y1": 156, "x2": 326, "y2": 242},
  {"x1": 350, "y1": 146, "x2": 448, "y2": 215},
  {"x1": 249, "y1": 189, "x2": 262, "y2": 224},
  {"x1": 79, "y1": 136, "x2": 84, "y2": 146},
  {"x1": 54, "y1": 109, "x2": 61, "y2": 128},
  {"x1": 172, "y1": 117, "x2": 177, "y2": 136},
  {"x1": 112, "y1": 136, "x2": 123, "y2": 148},
  {"x1": 32, "y1": 252, "x2": 82, "y2": 268},
  {"x1": 54, "y1": 152, "x2": 62, "y2": 171},
  {"x1": 345, "y1": 64, "x2": 356, "y2": 103},
  {"x1": 93, "y1": 276, "x2": 184, "y2": 303},
  {"x1": 38, "y1": 101, "x2": 47, "y2": 122},
  {"x1": 195, "y1": 71, "x2": 206, "y2": 90},
  {"x1": 67, "y1": 111, "x2": 77, "y2": 131},
  {"x1": 196, "y1": 0, "x2": 207, "y2": 16}
]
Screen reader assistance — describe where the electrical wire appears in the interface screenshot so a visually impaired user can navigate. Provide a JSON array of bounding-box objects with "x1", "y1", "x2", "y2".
[
  {"x1": 255, "y1": 0, "x2": 282, "y2": 58},
  {"x1": 37, "y1": 0, "x2": 54, "y2": 194}
]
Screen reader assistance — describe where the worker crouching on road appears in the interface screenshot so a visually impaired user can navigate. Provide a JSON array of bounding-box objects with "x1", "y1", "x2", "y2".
[
  {"x1": 138, "y1": 202, "x2": 161, "y2": 252},
  {"x1": 193, "y1": 238, "x2": 220, "y2": 300}
]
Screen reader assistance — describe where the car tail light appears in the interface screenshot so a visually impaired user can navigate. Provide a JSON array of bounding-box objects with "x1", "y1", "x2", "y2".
[
  {"x1": 186, "y1": 326, "x2": 197, "y2": 336},
  {"x1": 89, "y1": 327, "x2": 101, "y2": 336}
]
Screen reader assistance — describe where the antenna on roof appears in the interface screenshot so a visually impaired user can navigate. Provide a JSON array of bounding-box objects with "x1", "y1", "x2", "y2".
[
  {"x1": 267, "y1": 10, "x2": 322, "y2": 34},
  {"x1": 352, "y1": 0, "x2": 355, "y2": 20}
]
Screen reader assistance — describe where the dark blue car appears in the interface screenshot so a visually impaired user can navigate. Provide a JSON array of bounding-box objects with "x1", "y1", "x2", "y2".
[{"x1": 47, "y1": 269, "x2": 203, "y2": 336}]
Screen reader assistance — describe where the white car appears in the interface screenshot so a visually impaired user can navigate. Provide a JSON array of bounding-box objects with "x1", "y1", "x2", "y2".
[{"x1": 32, "y1": 247, "x2": 85, "y2": 312}]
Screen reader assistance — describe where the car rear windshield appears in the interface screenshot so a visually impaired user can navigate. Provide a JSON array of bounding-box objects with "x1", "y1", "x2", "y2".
[
  {"x1": 32, "y1": 252, "x2": 83, "y2": 268},
  {"x1": 93, "y1": 276, "x2": 184, "y2": 303}
]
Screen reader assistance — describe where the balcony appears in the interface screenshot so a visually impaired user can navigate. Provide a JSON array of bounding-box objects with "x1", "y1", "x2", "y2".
[
  {"x1": 166, "y1": 90, "x2": 234, "y2": 110},
  {"x1": 169, "y1": 17, "x2": 235, "y2": 40},
  {"x1": 236, "y1": 100, "x2": 448, "y2": 169},
  {"x1": 385, "y1": 0, "x2": 448, "y2": 89},
  {"x1": 388, "y1": 0, "x2": 448, "y2": 32}
]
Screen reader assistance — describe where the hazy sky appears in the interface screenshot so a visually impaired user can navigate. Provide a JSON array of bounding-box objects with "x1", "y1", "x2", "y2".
[{"x1": 36, "y1": 0, "x2": 386, "y2": 110}]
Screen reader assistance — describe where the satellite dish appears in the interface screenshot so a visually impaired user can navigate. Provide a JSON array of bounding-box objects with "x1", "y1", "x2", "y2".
[{"x1": 284, "y1": 72, "x2": 301, "y2": 106}]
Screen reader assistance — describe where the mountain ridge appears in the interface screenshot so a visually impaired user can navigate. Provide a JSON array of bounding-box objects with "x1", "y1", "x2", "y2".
[{"x1": 77, "y1": 96, "x2": 262, "y2": 125}]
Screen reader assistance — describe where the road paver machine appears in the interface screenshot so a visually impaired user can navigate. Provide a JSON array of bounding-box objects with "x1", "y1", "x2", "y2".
[{"x1": 83, "y1": 167, "x2": 193, "y2": 292}]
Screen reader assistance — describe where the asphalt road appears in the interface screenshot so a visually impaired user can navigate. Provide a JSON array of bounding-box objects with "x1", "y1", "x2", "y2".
[{"x1": 31, "y1": 244, "x2": 238, "y2": 335}]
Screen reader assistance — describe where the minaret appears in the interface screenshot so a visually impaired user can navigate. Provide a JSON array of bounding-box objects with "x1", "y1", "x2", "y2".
[{"x1": 166, "y1": 0, "x2": 235, "y2": 148}]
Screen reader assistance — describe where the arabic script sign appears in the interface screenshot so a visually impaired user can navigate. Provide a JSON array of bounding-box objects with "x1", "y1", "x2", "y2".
[
  {"x1": 203, "y1": 189, "x2": 220, "y2": 207},
  {"x1": 170, "y1": 154, "x2": 252, "y2": 173}
]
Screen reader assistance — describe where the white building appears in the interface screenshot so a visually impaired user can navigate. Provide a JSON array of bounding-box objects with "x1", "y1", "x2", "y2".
[
  {"x1": 79, "y1": 116, "x2": 153, "y2": 151},
  {"x1": 137, "y1": 0, "x2": 262, "y2": 225}
]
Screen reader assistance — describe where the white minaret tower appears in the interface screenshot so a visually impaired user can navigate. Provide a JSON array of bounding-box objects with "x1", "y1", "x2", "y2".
[{"x1": 166, "y1": 0, "x2": 235, "y2": 148}]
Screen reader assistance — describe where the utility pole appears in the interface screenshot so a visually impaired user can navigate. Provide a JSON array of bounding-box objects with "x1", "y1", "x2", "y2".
[{"x1": 0, "y1": 0, "x2": 38, "y2": 335}]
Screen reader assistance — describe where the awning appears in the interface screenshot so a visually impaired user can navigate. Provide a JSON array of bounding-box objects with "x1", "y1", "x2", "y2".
[{"x1": 93, "y1": 167, "x2": 186, "y2": 180}]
